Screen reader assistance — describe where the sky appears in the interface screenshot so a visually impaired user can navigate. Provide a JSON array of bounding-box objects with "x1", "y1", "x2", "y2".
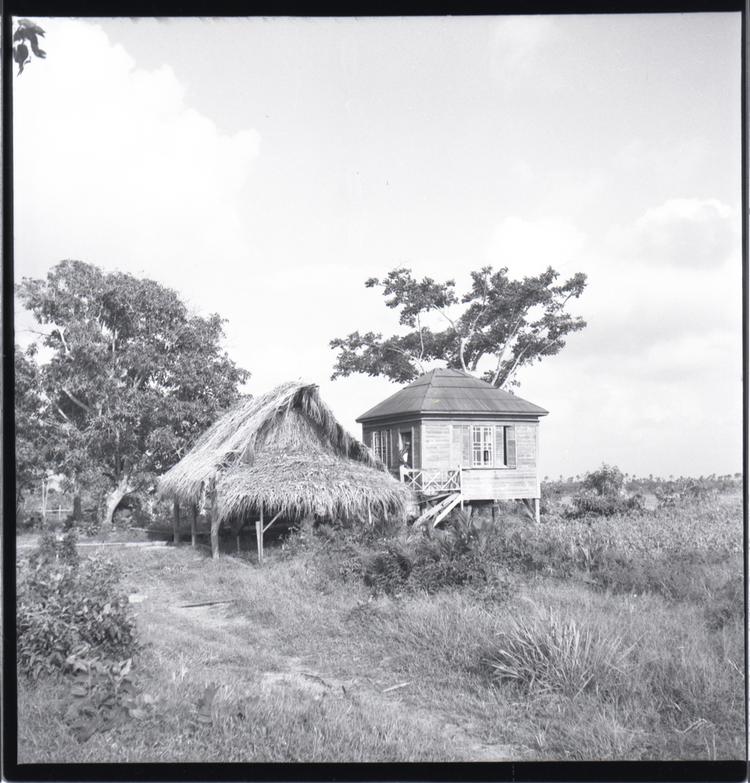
[{"x1": 13, "y1": 13, "x2": 743, "y2": 478}]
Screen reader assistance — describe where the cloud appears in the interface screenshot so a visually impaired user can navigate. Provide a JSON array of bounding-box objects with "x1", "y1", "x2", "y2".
[
  {"x1": 13, "y1": 18, "x2": 260, "y2": 312},
  {"x1": 610, "y1": 197, "x2": 738, "y2": 269}
]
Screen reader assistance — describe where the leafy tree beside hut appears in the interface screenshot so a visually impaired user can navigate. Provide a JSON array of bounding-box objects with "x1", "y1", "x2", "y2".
[
  {"x1": 158, "y1": 381, "x2": 413, "y2": 559},
  {"x1": 17, "y1": 260, "x2": 249, "y2": 527}
]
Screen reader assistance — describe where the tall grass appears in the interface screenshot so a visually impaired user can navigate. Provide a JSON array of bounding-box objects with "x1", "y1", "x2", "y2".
[{"x1": 485, "y1": 606, "x2": 634, "y2": 698}]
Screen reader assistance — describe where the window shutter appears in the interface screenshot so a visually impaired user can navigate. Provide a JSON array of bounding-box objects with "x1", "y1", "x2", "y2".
[
  {"x1": 461, "y1": 425, "x2": 471, "y2": 465},
  {"x1": 390, "y1": 429, "x2": 398, "y2": 470},
  {"x1": 505, "y1": 425, "x2": 517, "y2": 468},
  {"x1": 412, "y1": 425, "x2": 420, "y2": 469},
  {"x1": 495, "y1": 425, "x2": 505, "y2": 466}
]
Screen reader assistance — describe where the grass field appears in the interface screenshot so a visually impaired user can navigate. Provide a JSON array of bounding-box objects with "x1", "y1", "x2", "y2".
[{"x1": 16, "y1": 492, "x2": 746, "y2": 763}]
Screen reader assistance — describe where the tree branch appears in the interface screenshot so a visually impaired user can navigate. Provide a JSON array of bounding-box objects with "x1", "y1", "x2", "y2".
[
  {"x1": 62, "y1": 387, "x2": 91, "y2": 414},
  {"x1": 458, "y1": 336, "x2": 468, "y2": 372},
  {"x1": 53, "y1": 403, "x2": 71, "y2": 422},
  {"x1": 57, "y1": 329, "x2": 71, "y2": 356},
  {"x1": 362, "y1": 336, "x2": 424, "y2": 373},
  {"x1": 500, "y1": 336, "x2": 556, "y2": 389},
  {"x1": 416, "y1": 314, "x2": 425, "y2": 366},
  {"x1": 491, "y1": 315, "x2": 525, "y2": 386}
]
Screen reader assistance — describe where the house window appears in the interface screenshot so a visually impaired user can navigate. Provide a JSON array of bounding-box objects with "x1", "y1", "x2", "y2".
[
  {"x1": 371, "y1": 430, "x2": 391, "y2": 465},
  {"x1": 472, "y1": 425, "x2": 494, "y2": 467}
]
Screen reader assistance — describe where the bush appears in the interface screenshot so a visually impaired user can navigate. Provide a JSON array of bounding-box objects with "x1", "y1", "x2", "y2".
[
  {"x1": 583, "y1": 464, "x2": 625, "y2": 497},
  {"x1": 17, "y1": 533, "x2": 139, "y2": 678},
  {"x1": 362, "y1": 514, "x2": 513, "y2": 600},
  {"x1": 568, "y1": 491, "x2": 645, "y2": 519},
  {"x1": 362, "y1": 540, "x2": 414, "y2": 595},
  {"x1": 484, "y1": 607, "x2": 633, "y2": 698}
]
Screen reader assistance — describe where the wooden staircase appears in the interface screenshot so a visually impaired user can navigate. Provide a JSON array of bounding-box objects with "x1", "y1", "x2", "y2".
[{"x1": 412, "y1": 493, "x2": 463, "y2": 529}]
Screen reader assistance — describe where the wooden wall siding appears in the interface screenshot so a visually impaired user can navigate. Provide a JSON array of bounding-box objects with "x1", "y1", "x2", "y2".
[
  {"x1": 423, "y1": 422, "x2": 453, "y2": 472},
  {"x1": 365, "y1": 418, "x2": 539, "y2": 497},
  {"x1": 461, "y1": 468, "x2": 538, "y2": 500}
]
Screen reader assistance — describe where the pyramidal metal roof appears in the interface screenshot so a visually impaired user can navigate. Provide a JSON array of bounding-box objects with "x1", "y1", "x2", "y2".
[{"x1": 356, "y1": 368, "x2": 549, "y2": 422}]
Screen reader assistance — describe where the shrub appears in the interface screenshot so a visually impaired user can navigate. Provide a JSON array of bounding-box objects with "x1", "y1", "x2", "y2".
[
  {"x1": 362, "y1": 540, "x2": 414, "y2": 595},
  {"x1": 484, "y1": 607, "x2": 633, "y2": 698},
  {"x1": 568, "y1": 490, "x2": 645, "y2": 519},
  {"x1": 362, "y1": 514, "x2": 514, "y2": 600},
  {"x1": 17, "y1": 534, "x2": 139, "y2": 678},
  {"x1": 583, "y1": 464, "x2": 625, "y2": 497}
]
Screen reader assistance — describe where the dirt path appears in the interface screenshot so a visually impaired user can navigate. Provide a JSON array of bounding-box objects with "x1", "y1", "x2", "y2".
[{"x1": 167, "y1": 600, "x2": 523, "y2": 761}]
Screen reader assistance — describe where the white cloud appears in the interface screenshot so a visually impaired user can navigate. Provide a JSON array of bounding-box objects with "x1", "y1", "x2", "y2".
[
  {"x1": 611, "y1": 197, "x2": 738, "y2": 268},
  {"x1": 13, "y1": 19, "x2": 260, "y2": 308}
]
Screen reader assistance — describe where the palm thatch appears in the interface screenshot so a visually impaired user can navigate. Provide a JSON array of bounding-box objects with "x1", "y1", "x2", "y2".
[{"x1": 158, "y1": 381, "x2": 413, "y2": 523}]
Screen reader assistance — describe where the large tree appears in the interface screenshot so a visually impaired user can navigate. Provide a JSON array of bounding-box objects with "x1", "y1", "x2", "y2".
[
  {"x1": 17, "y1": 260, "x2": 250, "y2": 526},
  {"x1": 331, "y1": 265, "x2": 587, "y2": 388}
]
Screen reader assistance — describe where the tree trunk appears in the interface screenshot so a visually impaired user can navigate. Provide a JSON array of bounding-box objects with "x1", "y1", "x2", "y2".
[
  {"x1": 72, "y1": 493, "x2": 82, "y2": 522},
  {"x1": 173, "y1": 499, "x2": 181, "y2": 545},
  {"x1": 102, "y1": 475, "x2": 131, "y2": 529}
]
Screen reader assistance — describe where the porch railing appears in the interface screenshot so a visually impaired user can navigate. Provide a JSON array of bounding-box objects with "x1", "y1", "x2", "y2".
[{"x1": 399, "y1": 467, "x2": 462, "y2": 495}]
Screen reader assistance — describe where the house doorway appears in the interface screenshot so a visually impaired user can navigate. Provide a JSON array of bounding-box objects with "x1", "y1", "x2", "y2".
[{"x1": 399, "y1": 431, "x2": 413, "y2": 469}]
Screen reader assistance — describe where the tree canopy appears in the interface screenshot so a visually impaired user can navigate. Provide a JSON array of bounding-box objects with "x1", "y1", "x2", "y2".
[
  {"x1": 330, "y1": 265, "x2": 587, "y2": 388},
  {"x1": 13, "y1": 18, "x2": 46, "y2": 76},
  {"x1": 17, "y1": 260, "x2": 250, "y2": 525}
]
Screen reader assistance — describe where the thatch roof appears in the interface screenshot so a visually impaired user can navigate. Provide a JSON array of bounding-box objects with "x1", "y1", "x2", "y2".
[{"x1": 158, "y1": 381, "x2": 413, "y2": 522}]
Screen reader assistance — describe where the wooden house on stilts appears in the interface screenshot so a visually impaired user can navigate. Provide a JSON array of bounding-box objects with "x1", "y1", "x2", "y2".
[{"x1": 357, "y1": 368, "x2": 548, "y2": 526}]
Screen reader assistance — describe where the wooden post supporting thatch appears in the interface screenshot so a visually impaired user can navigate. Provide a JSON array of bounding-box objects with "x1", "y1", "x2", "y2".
[
  {"x1": 367, "y1": 504, "x2": 372, "y2": 527},
  {"x1": 173, "y1": 500, "x2": 180, "y2": 545},
  {"x1": 208, "y1": 510, "x2": 220, "y2": 558},
  {"x1": 491, "y1": 503, "x2": 496, "y2": 525},
  {"x1": 534, "y1": 498, "x2": 540, "y2": 524},
  {"x1": 210, "y1": 513, "x2": 220, "y2": 559},
  {"x1": 206, "y1": 478, "x2": 220, "y2": 559},
  {"x1": 190, "y1": 504, "x2": 197, "y2": 548},
  {"x1": 256, "y1": 505, "x2": 264, "y2": 566}
]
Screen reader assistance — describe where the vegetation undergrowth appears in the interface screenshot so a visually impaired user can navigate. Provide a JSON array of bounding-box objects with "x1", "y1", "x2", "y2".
[
  {"x1": 283, "y1": 511, "x2": 515, "y2": 602},
  {"x1": 17, "y1": 528, "x2": 148, "y2": 744},
  {"x1": 18, "y1": 485, "x2": 745, "y2": 763},
  {"x1": 17, "y1": 527, "x2": 139, "y2": 677}
]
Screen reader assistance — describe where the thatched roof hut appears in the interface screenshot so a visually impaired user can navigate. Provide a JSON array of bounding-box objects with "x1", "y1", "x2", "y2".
[{"x1": 159, "y1": 381, "x2": 413, "y2": 556}]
